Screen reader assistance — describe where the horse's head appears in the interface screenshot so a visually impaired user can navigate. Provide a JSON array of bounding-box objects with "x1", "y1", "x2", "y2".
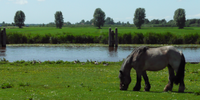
[{"x1": 119, "y1": 70, "x2": 131, "y2": 90}]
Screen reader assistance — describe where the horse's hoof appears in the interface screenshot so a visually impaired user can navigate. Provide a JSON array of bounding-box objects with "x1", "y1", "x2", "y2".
[
  {"x1": 164, "y1": 84, "x2": 172, "y2": 92},
  {"x1": 144, "y1": 90, "x2": 150, "y2": 92},
  {"x1": 133, "y1": 88, "x2": 140, "y2": 91},
  {"x1": 144, "y1": 89, "x2": 150, "y2": 92}
]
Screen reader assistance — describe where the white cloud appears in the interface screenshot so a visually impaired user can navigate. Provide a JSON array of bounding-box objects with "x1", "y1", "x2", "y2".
[
  {"x1": 187, "y1": 13, "x2": 200, "y2": 19},
  {"x1": 9, "y1": 0, "x2": 28, "y2": 5}
]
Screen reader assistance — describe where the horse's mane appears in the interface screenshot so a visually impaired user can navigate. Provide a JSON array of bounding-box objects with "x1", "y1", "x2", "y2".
[
  {"x1": 121, "y1": 46, "x2": 149, "y2": 71},
  {"x1": 127, "y1": 46, "x2": 148, "y2": 59}
]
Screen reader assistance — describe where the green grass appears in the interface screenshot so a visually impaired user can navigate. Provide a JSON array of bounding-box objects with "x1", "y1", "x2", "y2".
[
  {"x1": 0, "y1": 61, "x2": 200, "y2": 100},
  {"x1": 6, "y1": 26, "x2": 200, "y2": 36},
  {"x1": 5, "y1": 26, "x2": 200, "y2": 44}
]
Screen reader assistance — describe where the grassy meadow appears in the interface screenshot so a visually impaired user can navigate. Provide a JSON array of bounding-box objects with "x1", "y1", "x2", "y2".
[
  {"x1": 5, "y1": 26, "x2": 200, "y2": 44},
  {"x1": 6, "y1": 26, "x2": 200, "y2": 36},
  {"x1": 0, "y1": 60, "x2": 200, "y2": 100}
]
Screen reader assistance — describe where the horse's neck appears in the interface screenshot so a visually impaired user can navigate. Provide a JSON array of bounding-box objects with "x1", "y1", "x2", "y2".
[{"x1": 121, "y1": 65, "x2": 132, "y2": 76}]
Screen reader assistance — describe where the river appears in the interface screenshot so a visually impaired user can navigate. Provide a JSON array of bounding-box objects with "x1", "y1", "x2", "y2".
[{"x1": 0, "y1": 46, "x2": 200, "y2": 62}]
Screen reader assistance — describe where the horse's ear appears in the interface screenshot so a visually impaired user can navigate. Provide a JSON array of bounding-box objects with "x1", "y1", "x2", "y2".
[{"x1": 119, "y1": 70, "x2": 123, "y2": 75}]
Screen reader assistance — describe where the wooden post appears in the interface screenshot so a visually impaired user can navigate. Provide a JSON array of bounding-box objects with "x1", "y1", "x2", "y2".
[
  {"x1": 0, "y1": 28, "x2": 1, "y2": 47},
  {"x1": 108, "y1": 27, "x2": 118, "y2": 47},
  {"x1": 115, "y1": 28, "x2": 118, "y2": 47},
  {"x1": 108, "y1": 28, "x2": 112, "y2": 47},
  {"x1": 2, "y1": 28, "x2": 6, "y2": 47}
]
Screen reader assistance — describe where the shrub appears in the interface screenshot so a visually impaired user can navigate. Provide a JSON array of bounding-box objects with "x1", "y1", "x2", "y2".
[
  {"x1": 122, "y1": 33, "x2": 132, "y2": 44},
  {"x1": 143, "y1": 32, "x2": 159, "y2": 44},
  {"x1": 169, "y1": 35, "x2": 184, "y2": 44},
  {"x1": 132, "y1": 33, "x2": 144, "y2": 44},
  {"x1": 98, "y1": 33, "x2": 108, "y2": 44},
  {"x1": 184, "y1": 33, "x2": 199, "y2": 44},
  {"x1": 55, "y1": 60, "x2": 65, "y2": 64}
]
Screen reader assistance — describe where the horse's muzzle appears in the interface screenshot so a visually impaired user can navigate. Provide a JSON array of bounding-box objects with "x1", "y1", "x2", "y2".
[{"x1": 120, "y1": 84, "x2": 128, "y2": 90}]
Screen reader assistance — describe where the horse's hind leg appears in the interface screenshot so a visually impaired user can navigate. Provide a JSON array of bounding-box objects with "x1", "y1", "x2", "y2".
[
  {"x1": 178, "y1": 79, "x2": 185, "y2": 92},
  {"x1": 142, "y1": 71, "x2": 151, "y2": 91},
  {"x1": 164, "y1": 65, "x2": 174, "y2": 92}
]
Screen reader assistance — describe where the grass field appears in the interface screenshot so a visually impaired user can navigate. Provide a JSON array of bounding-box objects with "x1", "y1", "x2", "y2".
[
  {"x1": 0, "y1": 61, "x2": 200, "y2": 100},
  {"x1": 6, "y1": 26, "x2": 200, "y2": 36}
]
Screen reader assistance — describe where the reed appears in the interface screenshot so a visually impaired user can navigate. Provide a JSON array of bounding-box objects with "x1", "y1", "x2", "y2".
[{"x1": 5, "y1": 27, "x2": 200, "y2": 44}]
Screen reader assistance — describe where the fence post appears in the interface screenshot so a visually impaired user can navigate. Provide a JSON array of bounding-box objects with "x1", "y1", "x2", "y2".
[
  {"x1": 115, "y1": 28, "x2": 118, "y2": 47},
  {"x1": 0, "y1": 28, "x2": 1, "y2": 47},
  {"x1": 108, "y1": 28, "x2": 112, "y2": 47},
  {"x1": 2, "y1": 28, "x2": 6, "y2": 47}
]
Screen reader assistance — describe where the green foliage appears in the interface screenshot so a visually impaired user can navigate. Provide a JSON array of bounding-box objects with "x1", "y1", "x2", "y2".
[
  {"x1": 105, "y1": 17, "x2": 115, "y2": 25},
  {"x1": 55, "y1": 11, "x2": 64, "y2": 29},
  {"x1": 14, "y1": 10, "x2": 25, "y2": 28},
  {"x1": 174, "y1": 8, "x2": 186, "y2": 29},
  {"x1": 5, "y1": 27, "x2": 200, "y2": 44},
  {"x1": 133, "y1": 8, "x2": 146, "y2": 29},
  {"x1": 184, "y1": 33, "x2": 199, "y2": 44},
  {"x1": 132, "y1": 33, "x2": 144, "y2": 44},
  {"x1": 93, "y1": 8, "x2": 106, "y2": 29}
]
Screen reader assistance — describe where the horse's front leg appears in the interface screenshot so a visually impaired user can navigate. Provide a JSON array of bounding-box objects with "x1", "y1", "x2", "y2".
[
  {"x1": 133, "y1": 72, "x2": 142, "y2": 91},
  {"x1": 142, "y1": 71, "x2": 151, "y2": 91}
]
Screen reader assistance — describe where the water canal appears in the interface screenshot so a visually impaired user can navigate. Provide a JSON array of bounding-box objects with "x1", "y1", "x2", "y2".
[{"x1": 0, "y1": 46, "x2": 200, "y2": 62}]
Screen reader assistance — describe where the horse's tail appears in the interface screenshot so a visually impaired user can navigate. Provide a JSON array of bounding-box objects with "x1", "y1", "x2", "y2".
[{"x1": 174, "y1": 53, "x2": 185, "y2": 85}]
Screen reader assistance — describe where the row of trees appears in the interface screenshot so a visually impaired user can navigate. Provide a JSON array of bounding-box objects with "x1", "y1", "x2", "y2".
[{"x1": 4, "y1": 8, "x2": 197, "y2": 29}]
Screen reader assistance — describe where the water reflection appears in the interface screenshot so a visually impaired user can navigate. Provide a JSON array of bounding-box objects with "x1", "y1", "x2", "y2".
[
  {"x1": 108, "y1": 47, "x2": 118, "y2": 57},
  {"x1": 0, "y1": 47, "x2": 6, "y2": 56}
]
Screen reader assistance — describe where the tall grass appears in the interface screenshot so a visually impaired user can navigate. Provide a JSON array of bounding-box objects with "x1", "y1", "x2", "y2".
[{"x1": 6, "y1": 27, "x2": 200, "y2": 44}]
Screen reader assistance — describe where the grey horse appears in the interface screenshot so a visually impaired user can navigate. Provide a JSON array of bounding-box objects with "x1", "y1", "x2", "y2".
[{"x1": 119, "y1": 46, "x2": 185, "y2": 92}]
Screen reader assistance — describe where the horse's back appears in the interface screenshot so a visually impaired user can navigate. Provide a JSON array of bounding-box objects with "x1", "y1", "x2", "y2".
[{"x1": 144, "y1": 46, "x2": 181, "y2": 71}]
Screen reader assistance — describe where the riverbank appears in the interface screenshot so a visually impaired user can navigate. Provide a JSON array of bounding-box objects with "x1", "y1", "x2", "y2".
[
  {"x1": 6, "y1": 43, "x2": 200, "y2": 48},
  {"x1": 0, "y1": 61, "x2": 200, "y2": 99}
]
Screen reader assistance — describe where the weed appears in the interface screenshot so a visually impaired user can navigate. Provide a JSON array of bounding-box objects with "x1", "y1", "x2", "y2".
[
  {"x1": 1, "y1": 83, "x2": 14, "y2": 89},
  {"x1": 55, "y1": 60, "x2": 64, "y2": 64},
  {"x1": 194, "y1": 91, "x2": 200, "y2": 95}
]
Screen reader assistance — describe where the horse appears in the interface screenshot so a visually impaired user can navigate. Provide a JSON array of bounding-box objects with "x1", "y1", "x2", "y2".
[{"x1": 119, "y1": 46, "x2": 185, "y2": 92}]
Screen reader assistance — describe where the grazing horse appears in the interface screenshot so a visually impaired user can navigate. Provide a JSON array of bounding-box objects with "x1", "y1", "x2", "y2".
[{"x1": 119, "y1": 46, "x2": 185, "y2": 92}]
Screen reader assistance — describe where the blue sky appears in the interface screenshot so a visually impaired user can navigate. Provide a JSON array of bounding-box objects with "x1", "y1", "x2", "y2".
[{"x1": 1, "y1": 0, "x2": 200, "y2": 24}]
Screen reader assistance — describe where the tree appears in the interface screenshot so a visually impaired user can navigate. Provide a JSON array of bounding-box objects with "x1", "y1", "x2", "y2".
[
  {"x1": 93, "y1": 8, "x2": 105, "y2": 29},
  {"x1": 173, "y1": 8, "x2": 186, "y2": 29},
  {"x1": 144, "y1": 19, "x2": 149, "y2": 24},
  {"x1": 133, "y1": 8, "x2": 146, "y2": 29},
  {"x1": 14, "y1": 10, "x2": 25, "y2": 28},
  {"x1": 80, "y1": 19, "x2": 85, "y2": 25},
  {"x1": 55, "y1": 11, "x2": 64, "y2": 29},
  {"x1": 105, "y1": 17, "x2": 114, "y2": 25}
]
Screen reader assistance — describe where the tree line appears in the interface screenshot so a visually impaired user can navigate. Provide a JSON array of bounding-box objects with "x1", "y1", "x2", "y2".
[{"x1": 1, "y1": 8, "x2": 200, "y2": 28}]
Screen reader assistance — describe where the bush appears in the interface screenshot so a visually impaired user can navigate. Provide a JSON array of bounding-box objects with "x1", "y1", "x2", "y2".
[
  {"x1": 121, "y1": 33, "x2": 132, "y2": 44},
  {"x1": 184, "y1": 33, "x2": 199, "y2": 44},
  {"x1": 143, "y1": 32, "x2": 160, "y2": 44},
  {"x1": 5, "y1": 31, "x2": 200, "y2": 44},
  {"x1": 169, "y1": 35, "x2": 184, "y2": 44},
  {"x1": 132, "y1": 33, "x2": 144, "y2": 44}
]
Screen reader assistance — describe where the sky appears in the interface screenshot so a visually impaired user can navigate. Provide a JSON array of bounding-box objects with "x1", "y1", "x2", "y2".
[{"x1": 0, "y1": 0, "x2": 200, "y2": 24}]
